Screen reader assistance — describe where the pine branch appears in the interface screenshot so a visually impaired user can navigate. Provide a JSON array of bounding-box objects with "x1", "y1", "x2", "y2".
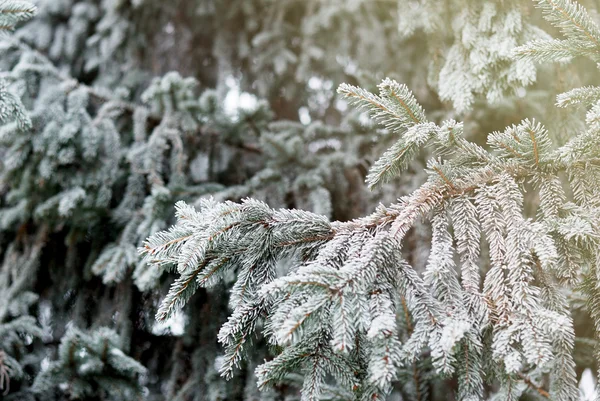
[
  {"x1": 142, "y1": 59, "x2": 600, "y2": 399},
  {"x1": 0, "y1": 0, "x2": 35, "y2": 31},
  {"x1": 534, "y1": 0, "x2": 600, "y2": 48}
]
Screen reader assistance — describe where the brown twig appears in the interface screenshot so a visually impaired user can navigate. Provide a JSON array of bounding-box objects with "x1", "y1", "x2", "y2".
[{"x1": 517, "y1": 372, "x2": 550, "y2": 399}]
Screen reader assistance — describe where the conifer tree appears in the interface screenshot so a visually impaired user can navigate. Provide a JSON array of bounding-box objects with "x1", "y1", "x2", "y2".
[{"x1": 3, "y1": 0, "x2": 600, "y2": 400}]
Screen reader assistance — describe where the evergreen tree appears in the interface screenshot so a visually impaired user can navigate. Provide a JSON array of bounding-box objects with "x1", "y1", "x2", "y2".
[{"x1": 2, "y1": 0, "x2": 600, "y2": 400}]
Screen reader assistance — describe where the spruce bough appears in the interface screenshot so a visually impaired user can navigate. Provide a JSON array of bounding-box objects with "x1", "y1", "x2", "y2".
[{"x1": 142, "y1": 1, "x2": 600, "y2": 400}]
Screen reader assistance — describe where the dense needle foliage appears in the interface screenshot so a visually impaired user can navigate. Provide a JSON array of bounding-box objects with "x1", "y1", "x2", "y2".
[{"x1": 2, "y1": 0, "x2": 600, "y2": 400}]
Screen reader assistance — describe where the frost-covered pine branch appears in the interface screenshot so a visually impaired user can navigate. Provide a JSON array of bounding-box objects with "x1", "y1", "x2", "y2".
[
  {"x1": 0, "y1": 0, "x2": 35, "y2": 32},
  {"x1": 0, "y1": 1, "x2": 34, "y2": 130},
  {"x1": 142, "y1": 51, "x2": 600, "y2": 398},
  {"x1": 32, "y1": 326, "x2": 146, "y2": 400},
  {"x1": 140, "y1": 5, "x2": 600, "y2": 398}
]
